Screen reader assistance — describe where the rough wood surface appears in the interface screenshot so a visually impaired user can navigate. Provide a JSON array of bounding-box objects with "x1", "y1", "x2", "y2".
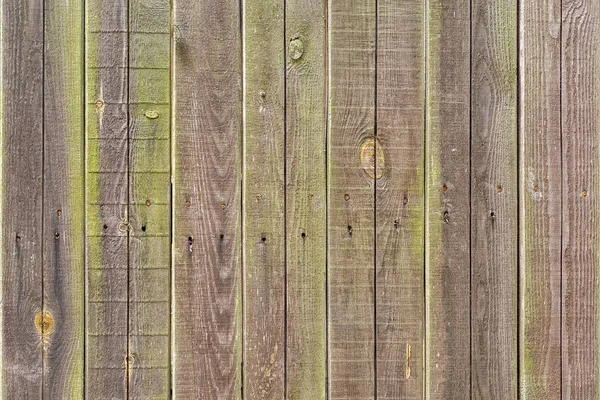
[
  {"x1": 285, "y1": 0, "x2": 327, "y2": 398},
  {"x1": 519, "y1": 0, "x2": 562, "y2": 397},
  {"x1": 470, "y1": 0, "x2": 518, "y2": 397},
  {"x1": 1, "y1": 0, "x2": 44, "y2": 397},
  {"x1": 43, "y1": 0, "x2": 85, "y2": 397},
  {"x1": 425, "y1": 0, "x2": 471, "y2": 397},
  {"x1": 561, "y1": 0, "x2": 600, "y2": 397},
  {"x1": 85, "y1": 0, "x2": 129, "y2": 396},
  {"x1": 172, "y1": 0, "x2": 242, "y2": 397},
  {"x1": 328, "y1": 1, "x2": 376, "y2": 398}
]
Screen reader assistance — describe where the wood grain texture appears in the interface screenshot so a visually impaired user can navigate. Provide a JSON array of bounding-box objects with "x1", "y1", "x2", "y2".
[
  {"x1": 471, "y1": 0, "x2": 518, "y2": 397},
  {"x1": 425, "y1": 0, "x2": 471, "y2": 397},
  {"x1": 1, "y1": 0, "x2": 44, "y2": 396},
  {"x1": 519, "y1": 0, "x2": 562, "y2": 397},
  {"x1": 376, "y1": 0, "x2": 425, "y2": 398},
  {"x1": 43, "y1": 0, "x2": 85, "y2": 397},
  {"x1": 561, "y1": 0, "x2": 600, "y2": 397},
  {"x1": 128, "y1": 0, "x2": 171, "y2": 397},
  {"x1": 85, "y1": 0, "x2": 129, "y2": 397},
  {"x1": 328, "y1": 1, "x2": 376, "y2": 398},
  {"x1": 285, "y1": 0, "x2": 327, "y2": 398},
  {"x1": 172, "y1": 0, "x2": 242, "y2": 397}
]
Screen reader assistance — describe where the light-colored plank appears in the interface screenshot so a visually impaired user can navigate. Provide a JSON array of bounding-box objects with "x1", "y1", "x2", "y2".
[
  {"x1": 328, "y1": 1, "x2": 376, "y2": 398},
  {"x1": 172, "y1": 0, "x2": 242, "y2": 397},
  {"x1": 43, "y1": 0, "x2": 85, "y2": 397},
  {"x1": 471, "y1": 0, "x2": 518, "y2": 397},
  {"x1": 425, "y1": 0, "x2": 471, "y2": 397},
  {"x1": 519, "y1": 0, "x2": 561, "y2": 397},
  {"x1": 285, "y1": 0, "x2": 327, "y2": 398},
  {"x1": 561, "y1": 0, "x2": 600, "y2": 397}
]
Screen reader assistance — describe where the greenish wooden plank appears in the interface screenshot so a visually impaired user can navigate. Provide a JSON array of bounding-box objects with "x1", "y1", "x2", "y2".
[
  {"x1": 519, "y1": 0, "x2": 561, "y2": 397},
  {"x1": 328, "y1": 1, "x2": 376, "y2": 398},
  {"x1": 1, "y1": 0, "x2": 44, "y2": 397},
  {"x1": 172, "y1": 0, "x2": 242, "y2": 397},
  {"x1": 85, "y1": 0, "x2": 129, "y2": 396},
  {"x1": 561, "y1": 0, "x2": 600, "y2": 397},
  {"x1": 128, "y1": 0, "x2": 171, "y2": 397},
  {"x1": 376, "y1": 0, "x2": 425, "y2": 397},
  {"x1": 243, "y1": 0, "x2": 286, "y2": 397},
  {"x1": 285, "y1": 0, "x2": 327, "y2": 398},
  {"x1": 43, "y1": 0, "x2": 85, "y2": 397},
  {"x1": 471, "y1": 0, "x2": 518, "y2": 397},
  {"x1": 424, "y1": 0, "x2": 470, "y2": 397}
]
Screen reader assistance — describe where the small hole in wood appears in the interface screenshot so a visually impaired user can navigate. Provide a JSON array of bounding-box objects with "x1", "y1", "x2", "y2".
[
  {"x1": 100, "y1": 205, "x2": 105, "y2": 211},
  {"x1": 146, "y1": 200, "x2": 151, "y2": 206},
  {"x1": 220, "y1": 234, "x2": 224, "y2": 240},
  {"x1": 54, "y1": 232, "x2": 60, "y2": 239},
  {"x1": 347, "y1": 225, "x2": 353, "y2": 235},
  {"x1": 490, "y1": 211, "x2": 496, "y2": 219},
  {"x1": 141, "y1": 225, "x2": 146, "y2": 232},
  {"x1": 57, "y1": 210, "x2": 62, "y2": 216},
  {"x1": 301, "y1": 232, "x2": 306, "y2": 238},
  {"x1": 497, "y1": 186, "x2": 503, "y2": 193},
  {"x1": 103, "y1": 224, "x2": 108, "y2": 230},
  {"x1": 443, "y1": 185, "x2": 448, "y2": 192},
  {"x1": 15, "y1": 234, "x2": 21, "y2": 242},
  {"x1": 257, "y1": 195, "x2": 262, "y2": 201},
  {"x1": 261, "y1": 236, "x2": 267, "y2": 243},
  {"x1": 582, "y1": 190, "x2": 588, "y2": 197},
  {"x1": 344, "y1": 194, "x2": 350, "y2": 201},
  {"x1": 186, "y1": 200, "x2": 191, "y2": 207},
  {"x1": 403, "y1": 197, "x2": 409, "y2": 205},
  {"x1": 221, "y1": 203, "x2": 226, "y2": 209},
  {"x1": 309, "y1": 195, "x2": 314, "y2": 201}
]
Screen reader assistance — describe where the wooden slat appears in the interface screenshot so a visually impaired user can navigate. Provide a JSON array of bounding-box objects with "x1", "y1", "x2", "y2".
[
  {"x1": 470, "y1": 0, "x2": 518, "y2": 397},
  {"x1": 243, "y1": 0, "x2": 286, "y2": 397},
  {"x1": 128, "y1": 0, "x2": 171, "y2": 397},
  {"x1": 561, "y1": 0, "x2": 600, "y2": 397},
  {"x1": 172, "y1": 0, "x2": 242, "y2": 397},
  {"x1": 1, "y1": 0, "x2": 44, "y2": 397},
  {"x1": 519, "y1": 0, "x2": 561, "y2": 397},
  {"x1": 376, "y1": 1, "x2": 425, "y2": 398},
  {"x1": 85, "y1": 0, "x2": 129, "y2": 397},
  {"x1": 328, "y1": 1, "x2": 376, "y2": 398},
  {"x1": 43, "y1": 0, "x2": 85, "y2": 397},
  {"x1": 424, "y1": 0, "x2": 470, "y2": 397},
  {"x1": 285, "y1": 0, "x2": 327, "y2": 397}
]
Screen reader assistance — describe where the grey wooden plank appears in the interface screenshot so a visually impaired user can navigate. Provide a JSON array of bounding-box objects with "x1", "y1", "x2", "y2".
[
  {"x1": 172, "y1": 0, "x2": 242, "y2": 397},
  {"x1": 470, "y1": 0, "x2": 518, "y2": 397}
]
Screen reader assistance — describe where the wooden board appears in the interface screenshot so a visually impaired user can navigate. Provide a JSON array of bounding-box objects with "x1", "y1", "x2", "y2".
[
  {"x1": 85, "y1": 0, "x2": 129, "y2": 396},
  {"x1": 43, "y1": 0, "x2": 85, "y2": 397},
  {"x1": 128, "y1": 0, "x2": 171, "y2": 397},
  {"x1": 285, "y1": 0, "x2": 327, "y2": 398},
  {"x1": 172, "y1": 0, "x2": 242, "y2": 397},
  {"x1": 470, "y1": 0, "x2": 518, "y2": 397},
  {"x1": 561, "y1": 0, "x2": 600, "y2": 397},
  {"x1": 519, "y1": 0, "x2": 562, "y2": 397},
  {"x1": 376, "y1": 0, "x2": 425, "y2": 398},
  {"x1": 1, "y1": 0, "x2": 44, "y2": 397},
  {"x1": 243, "y1": 0, "x2": 286, "y2": 397},
  {"x1": 425, "y1": 0, "x2": 471, "y2": 397},
  {"x1": 328, "y1": 1, "x2": 376, "y2": 398}
]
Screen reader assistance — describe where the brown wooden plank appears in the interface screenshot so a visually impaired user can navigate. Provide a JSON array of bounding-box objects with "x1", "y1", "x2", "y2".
[
  {"x1": 424, "y1": 0, "x2": 471, "y2": 397},
  {"x1": 43, "y1": 0, "x2": 85, "y2": 397},
  {"x1": 1, "y1": 0, "x2": 44, "y2": 397},
  {"x1": 471, "y1": 0, "x2": 518, "y2": 397},
  {"x1": 128, "y1": 0, "x2": 171, "y2": 397},
  {"x1": 519, "y1": 0, "x2": 562, "y2": 396},
  {"x1": 85, "y1": 0, "x2": 129, "y2": 396},
  {"x1": 172, "y1": 0, "x2": 242, "y2": 397},
  {"x1": 285, "y1": 0, "x2": 327, "y2": 397},
  {"x1": 376, "y1": 1, "x2": 425, "y2": 398},
  {"x1": 561, "y1": 0, "x2": 600, "y2": 397},
  {"x1": 328, "y1": 1, "x2": 376, "y2": 398},
  {"x1": 243, "y1": 0, "x2": 286, "y2": 397}
]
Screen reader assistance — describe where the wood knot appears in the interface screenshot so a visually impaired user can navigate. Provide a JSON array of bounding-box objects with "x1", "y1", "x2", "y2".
[
  {"x1": 35, "y1": 311, "x2": 54, "y2": 336},
  {"x1": 289, "y1": 38, "x2": 304, "y2": 60},
  {"x1": 360, "y1": 139, "x2": 384, "y2": 179}
]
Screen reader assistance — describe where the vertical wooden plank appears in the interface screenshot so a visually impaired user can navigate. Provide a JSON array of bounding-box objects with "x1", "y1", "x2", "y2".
[
  {"x1": 85, "y1": 0, "x2": 129, "y2": 397},
  {"x1": 285, "y1": 0, "x2": 327, "y2": 398},
  {"x1": 471, "y1": 0, "x2": 518, "y2": 397},
  {"x1": 1, "y1": 0, "x2": 44, "y2": 397},
  {"x1": 172, "y1": 0, "x2": 242, "y2": 397},
  {"x1": 328, "y1": 1, "x2": 376, "y2": 398},
  {"x1": 128, "y1": 0, "x2": 171, "y2": 398},
  {"x1": 375, "y1": 1, "x2": 425, "y2": 398},
  {"x1": 425, "y1": 0, "x2": 471, "y2": 396},
  {"x1": 561, "y1": 0, "x2": 600, "y2": 397},
  {"x1": 43, "y1": 0, "x2": 85, "y2": 397},
  {"x1": 243, "y1": 0, "x2": 286, "y2": 397},
  {"x1": 519, "y1": 0, "x2": 562, "y2": 396}
]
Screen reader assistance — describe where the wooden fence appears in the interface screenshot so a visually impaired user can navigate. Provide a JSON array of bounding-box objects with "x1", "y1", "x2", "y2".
[{"x1": 0, "y1": 0, "x2": 593, "y2": 398}]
